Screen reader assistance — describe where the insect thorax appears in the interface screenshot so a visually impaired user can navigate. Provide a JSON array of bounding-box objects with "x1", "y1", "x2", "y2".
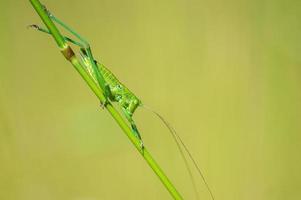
[{"x1": 98, "y1": 63, "x2": 141, "y2": 117}]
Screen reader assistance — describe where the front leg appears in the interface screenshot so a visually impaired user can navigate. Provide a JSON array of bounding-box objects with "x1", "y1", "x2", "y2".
[
  {"x1": 99, "y1": 84, "x2": 114, "y2": 109},
  {"x1": 42, "y1": 5, "x2": 111, "y2": 102}
]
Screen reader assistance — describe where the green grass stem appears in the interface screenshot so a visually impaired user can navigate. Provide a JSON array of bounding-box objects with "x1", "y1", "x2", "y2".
[{"x1": 29, "y1": 0, "x2": 183, "y2": 199}]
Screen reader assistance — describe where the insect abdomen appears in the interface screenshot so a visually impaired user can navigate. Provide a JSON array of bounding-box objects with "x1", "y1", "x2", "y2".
[{"x1": 96, "y1": 63, "x2": 141, "y2": 117}]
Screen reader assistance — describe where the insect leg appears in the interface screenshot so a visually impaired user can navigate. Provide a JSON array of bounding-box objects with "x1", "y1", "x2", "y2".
[
  {"x1": 131, "y1": 123, "x2": 144, "y2": 150},
  {"x1": 43, "y1": 7, "x2": 112, "y2": 104},
  {"x1": 28, "y1": 24, "x2": 84, "y2": 47},
  {"x1": 122, "y1": 108, "x2": 144, "y2": 150}
]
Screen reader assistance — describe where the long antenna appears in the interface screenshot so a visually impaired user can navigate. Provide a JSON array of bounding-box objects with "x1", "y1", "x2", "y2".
[{"x1": 142, "y1": 105, "x2": 215, "y2": 200}]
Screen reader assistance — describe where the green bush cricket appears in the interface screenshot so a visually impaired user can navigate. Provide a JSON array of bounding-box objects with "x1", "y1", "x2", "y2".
[
  {"x1": 29, "y1": 7, "x2": 144, "y2": 148},
  {"x1": 29, "y1": 5, "x2": 215, "y2": 200}
]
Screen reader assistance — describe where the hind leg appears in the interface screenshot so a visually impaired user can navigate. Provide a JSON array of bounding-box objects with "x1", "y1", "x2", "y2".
[
  {"x1": 131, "y1": 123, "x2": 144, "y2": 150},
  {"x1": 122, "y1": 108, "x2": 144, "y2": 150}
]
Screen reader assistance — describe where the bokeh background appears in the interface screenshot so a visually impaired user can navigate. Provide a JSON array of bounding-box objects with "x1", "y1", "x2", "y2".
[{"x1": 0, "y1": 0, "x2": 300, "y2": 199}]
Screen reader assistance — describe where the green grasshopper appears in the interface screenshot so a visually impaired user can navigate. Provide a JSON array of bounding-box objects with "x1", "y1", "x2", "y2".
[{"x1": 29, "y1": 6, "x2": 215, "y2": 200}]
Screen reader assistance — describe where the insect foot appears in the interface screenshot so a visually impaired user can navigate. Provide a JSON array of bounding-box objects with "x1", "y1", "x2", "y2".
[
  {"x1": 99, "y1": 100, "x2": 109, "y2": 109},
  {"x1": 140, "y1": 140, "x2": 145, "y2": 152},
  {"x1": 27, "y1": 24, "x2": 40, "y2": 30},
  {"x1": 42, "y1": 4, "x2": 52, "y2": 17}
]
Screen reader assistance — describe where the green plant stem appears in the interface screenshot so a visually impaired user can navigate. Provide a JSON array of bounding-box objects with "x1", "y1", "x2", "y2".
[{"x1": 29, "y1": 0, "x2": 183, "y2": 199}]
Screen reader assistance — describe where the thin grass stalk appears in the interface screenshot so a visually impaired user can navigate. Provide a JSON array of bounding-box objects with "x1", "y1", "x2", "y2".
[{"x1": 29, "y1": 0, "x2": 183, "y2": 199}]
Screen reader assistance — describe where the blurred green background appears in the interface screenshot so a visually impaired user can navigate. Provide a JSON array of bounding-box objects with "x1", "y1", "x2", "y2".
[{"x1": 0, "y1": 0, "x2": 300, "y2": 199}]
